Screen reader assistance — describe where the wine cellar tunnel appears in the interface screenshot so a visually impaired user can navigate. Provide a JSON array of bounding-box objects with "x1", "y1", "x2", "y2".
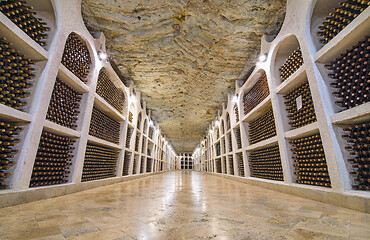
[{"x1": 0, "y1": 0, "x2": 369, "y2": 239}]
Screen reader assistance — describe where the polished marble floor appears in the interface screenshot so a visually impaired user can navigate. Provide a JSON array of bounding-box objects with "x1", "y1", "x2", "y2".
[{"x1": 0, "y1": 171, "x2": 369, "y2": 240}]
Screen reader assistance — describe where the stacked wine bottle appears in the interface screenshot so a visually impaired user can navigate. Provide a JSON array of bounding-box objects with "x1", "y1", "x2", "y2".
[
  {"x1": 125, "y1": 127, "x2": 133, "y2": 148},
  {"x1": 235, "y1": 127, "x2": 242, "y2": 149},
  {"x1": 290, "y1": 134, "x2": 331, "y2": 187},
  {"x1": 0, "y1": 37, "x2": 34, "y2": 111},
  {"x1": 122, "y1": 151, "x2": 131, "y2": 176},
  {"x1": 81, "y1": 143, "x2": 118, "y2": 182},
  {"x1": 216, "y1": 158, "x2": 221, "y2": 173},
  {"x1": 46, "y1": 78, "x2": 81, "y2": 129},
  {"x1": 234, "y1": 106, "x2": 239, "y2": 122},
  {"x1": 326, "y1": 36, "x2": 369, "y2": 111},
  {"x1": 61, "y1": 33, "x2": 91, "y2": 83},
  {"x1": 248, "y1": 145, "x2": 283, "y2": 181},
  {"x1": 284, "y1": 81, "x2": 317, "y2": 129},
  {"x1": 228, "y1": 155, "x2": 234, "y2": 175},
  {"x1": 216, "y1": 142, "x2": 221, "y2": 156},
  {"x1": 0, "y1": 0, "x2": 49, "y2": 47},
  {"x1": 221, "y1": 138, "x2": 226, "y2": 154},
  {"x1": 30, "y1": 131, "x2": 74, "y2": 187},
  {"x1": 249, "y1": 107, "x2": 277, "y2": 144},
  {"x1": 146, "y1": 157, "x2": 152, "y2": 172},
  {"x1": 222, "y1": 157, "x2": 227, "y2": 174},
  {"x1": 132, "y1": 155, "x2": 138, "y2": 174},
  {"x1": 243, "y1": 73, "x2": 269, "y2": 115},
  {"x1": 128, "y1": 111, "x2": 133, "y2": 123},
  {"x1": 89, "y1": 106, "x2": 121, "y2": 144},
  {"x1": 227, "y1": 133, "x2": 232, "y2": 152},
  {"x1": 0, "y1": 120, "x2": 22, "y2": 189},
  {"x1": 317, "y1": 1, "x2": 368, "y2": 45},
  {"x1": 134, "y1": 134, "x2": 140, "y2": 152},
  {"x1": 342, "y1": 122, "x2": 369, "y2": 191},
  {"x1": 279, "y1": 47, "x2": 303, "y2": 82},
  {"x1": 237, "y1": 153, "x2": 245, "y2": 177},
  {"x1": 140, "y1": 156, "x2": 145, "y2": 173},
  {"x1": 96, "y1": 69, "x2": 125, "y2": 114}
]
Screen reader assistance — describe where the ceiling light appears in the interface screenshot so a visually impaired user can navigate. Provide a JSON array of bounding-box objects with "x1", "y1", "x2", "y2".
[{"x1": 258, "y1": 53, "x2": 267, "y2": 62}]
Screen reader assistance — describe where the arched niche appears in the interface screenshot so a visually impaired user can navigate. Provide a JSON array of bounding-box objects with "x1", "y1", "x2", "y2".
[
  {"x1": 220, "y1": 120, "x2": 224, "y2": 135},
  {"x1": 137, "y1": 112, "x2": 142, "y2": 130},
  {"x1": 61, "y1": 32, "x2": 93, "y2": 84},
  {"x1": 143, "y1": 119, "x2": 148, "y2": 135},
  {"x1": 226, "y1": 113, "x2": 231, "y2": 131},
  {"x1": 24, "y1": 0, "x2": 57, "y2": 51},
  {"x1": 273, "y1": 34, "x2": 302, "y2": 85}
]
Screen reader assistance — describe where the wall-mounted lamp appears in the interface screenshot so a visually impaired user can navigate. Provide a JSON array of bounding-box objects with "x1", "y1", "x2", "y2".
[
  {"x1": 209, "y1": 129, "x2": 213, "y2": 134},
  {"x1": 258, "y1": 53, "x2": 268, "y2": 62},
  {"x1": 215, "y1": 120, "x2": 220, "y2": 126},
  {"x1": 232, "y1": 95, "x2": 238, "y2": 103},
  {"x1": 149, "y1": 120, "x2": 153, "y2": 126},
  {"x1": 98, "y1": 51, "x2": 109, "y2": 62},
  {"x1": 130, "y1": 96, "x2": 137, "y2": 103}
]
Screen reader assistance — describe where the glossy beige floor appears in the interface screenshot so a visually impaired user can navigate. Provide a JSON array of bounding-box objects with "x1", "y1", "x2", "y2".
[{"x1": 0, "y1": 171, "x2": 369, "y2": 240}]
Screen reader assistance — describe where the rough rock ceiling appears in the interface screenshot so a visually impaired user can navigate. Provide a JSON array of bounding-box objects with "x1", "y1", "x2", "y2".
[{"x1": 81, "y1": 0, "x2": 286, "y2": 152}]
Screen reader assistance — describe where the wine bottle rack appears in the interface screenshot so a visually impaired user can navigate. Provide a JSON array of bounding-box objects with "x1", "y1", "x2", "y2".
[
  {"x1": 234, "y1": 106, "x2": 239, "y2": 122},
  {"x1": 140, "y1": 156, "x2": 145, "y2": 173},
  {"x1": 89, "y1": 106, "x2": 121, "y2": 144},
  {"x1": 0, "y1": 120, "x2": 23, "y2": 190},
  {"x1": 125, "y1": 126, "x2": 133, "y2": 148},
  {"x1": 0, "y1": 1, "x2": 50, "y2": 47},
  {"x1": 137, "y1": 114, "x2": 142, "y2": 129},
  {"x1": 237, "y1": 153, "x2": 245, "y2": 177},
  {"x1": 216, "y1": 142, "x2": 221, "y2": 156},
  {"x1": 243, "y1": 73, "x2": 269, "y2": 115},
  {"x1": 249, "y1": 107, "x2": 277, "y2": 144},
  {"x1": 134, "y1": 134, "x2": 140, "y2": 152},
  {"x1": 61, "y1": 33, "x2": 91, "y2": 83},
  {"x1": 228, "y1": 155, "x2": 234, "y2": 175},
  {"x1": 227, "y1": 133, "x2": 232, "y2": 152},
  {"x1": 81, "y1": 143, "x2": 118, "y2": 182},
  {"x1": 248, "y1": 145, "x2": 283, "y2": 181},
  {"x1": 326, "y1": 36, "x2": 369, "y2": 111},
  {"x1": 221, "y1": 138, "x2": 225, "y2": 154},
  {"x1": 216, "y1": 158, "x2": 221, "y2": 173},
  {"x1": 122, "y1": 151, "x2": 131, "y2": 176},
  {"x1": 279, "y1": 47, "x2": 303, "y2": 82},
  {"x1": 317, "y1": 1, "x2": 368, "y2": 46},
  {"x1": 290, "y1": 133, "x2": 331, "y2": 187},
  {"x1": 341, "y1": 121, "x2": 370, "y2": 191},
  {"x1": 30, "y1": 131, "x2": 74, "y2": 188},
  {"x1": 284, "y1": 81, "x2": 317, "y2": 129},
  {"x1": 128, "y1": 111, "x2": 133, "y2": 123},
  {"x1": 132, "y1": 155, "x2": 138, "y2": 174},
  {"x1": 46, "y1": 78, "x2": 81, "y2": 129},
  {"x1": 216, "y1": 128, "x2": 220, "y2": 139},
  {"x1": 235, "y1": 126, "x2": 242, "y2": 149},
  {"x1": 96, "y1": 69, "x2": 125, "y2": 114},
  {"x1": 0, "y1": 37, "x2": 34, "y2": 112},
  {"x1": 146, "y1": 157, "x2": 152, "y2": 172},
  {"x1": 222, "y1": 157, "x2": 226, "y2": 174}
]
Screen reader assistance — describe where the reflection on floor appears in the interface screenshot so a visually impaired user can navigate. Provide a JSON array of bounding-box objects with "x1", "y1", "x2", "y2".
[{"x1": 0, "y1": 171, "x2": 369, "y2": 239}]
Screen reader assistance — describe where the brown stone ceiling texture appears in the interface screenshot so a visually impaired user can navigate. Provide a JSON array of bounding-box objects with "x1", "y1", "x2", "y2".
[{"x1": 81, "y1": 0, "x2": 286, "y2": 152}]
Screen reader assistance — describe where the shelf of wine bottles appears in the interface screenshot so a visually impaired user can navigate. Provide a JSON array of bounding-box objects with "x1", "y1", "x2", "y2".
[
  {"x1": 248, "y1": 145, "x2": 283, "y2": 181},
  {"x1": 0, "y1": 1, "x2": 50, "y2": 47},
  {"x1": 216, "y1": 142, "x2": 221, "y2": 156},
  {"x1": 227, "y1": 133, "x2": 232, "y2": 152},
  {"x1": 290, "y1": 133, "x2": 331, "y2": 187},
  {"x1": 125, "y1": 126, "x2": 133, "y2": 148},
  {"x1": 221, "y1": 138, "x2": 225, "y2": 154},
  {"x1": 122, "y1": 151, "x2": 131, "y2": 176},
  {"x1": 228, "y1": 155, "x2": 234, "y2": 175},
  {"x1": 0, "y1": 120, "x2": 22, "y2": 190},
  {"x1": 146, "y1": 157, "x2": 152, "y2": 172},
  {"x1": 222, "y1": 157, "x2": 227, "y2": 174},
  {"x1": 134, "y1": 134, "x2": 140, "y2": 152},
  {"x1": 317, "y1": 1, "x2": 368, "y2": 45},
  {"x1": 132, "y1": 155, "x2": 138, "y2": 174},
  {"x1": 148, "y1": 127, "x2": 153, "y2": 139},
  {"x1": 325, "y1": 36, "x2": 369, "y2": 111},
  {"x1": 0, "y1": 37, "x2": 34, "y2": 111},
  {"x1": 137, "y1": 115, "x2": 142, "y2": 130},
  {"x1": 341, "y1": 121, "x2": 370, "y2": 191},
  {"x1": 89, "y1": 106, "x2": 120, "y2": 144},
  {"x1": 140, "y1": 156, "x2": 145, "y2": 173},
  {"x1": 46, "y1": 78, "x2": 81, "y2": 129},
  {"x1": 216, "y1": 158, "x2": 221, "y2": 173},
  {"x1": 96, "y1": 69, "x2": 125, "y2": 114},
  {"x1": 243, "y1": 73, "x2": 269, "y2": 115},
  {"x1": 30, "y1": 131, "x2": 74, "y2": 188},
  {"x1": 234, "y1": 106, "x2": 239, "y2": 122},
  {"x1": 279, "y1": 47, "x2": 303, "y2": 82},
  {"x1": 249, "y1": 107, "x2": 277, "y2": 144},
  {"x1": 216, "y1": 128, "x2": 220, "y2": 139},
  {"x1": 128, "y1": 111, "x2": 133, "y2": 123},
  {"x1": 237, "y1": 153, "x2": 245, "y2": 177},
  {"x1": 81, "y1": 143, "x2": 118, "y2": 182},
  {"x1": 284, "y1": 81, "x2": 317, "y2": 129},
  {"x1": 235, "y1": 126, "x2": 242, "y2": 149},
  {"x1": 61, "y1": 33, "x2": 91, "y2": 83}
]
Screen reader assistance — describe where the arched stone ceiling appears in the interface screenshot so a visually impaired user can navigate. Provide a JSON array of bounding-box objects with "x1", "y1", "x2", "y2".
[{"x1": 81, "y1": 0, "x2": 286, "y2": 152}]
